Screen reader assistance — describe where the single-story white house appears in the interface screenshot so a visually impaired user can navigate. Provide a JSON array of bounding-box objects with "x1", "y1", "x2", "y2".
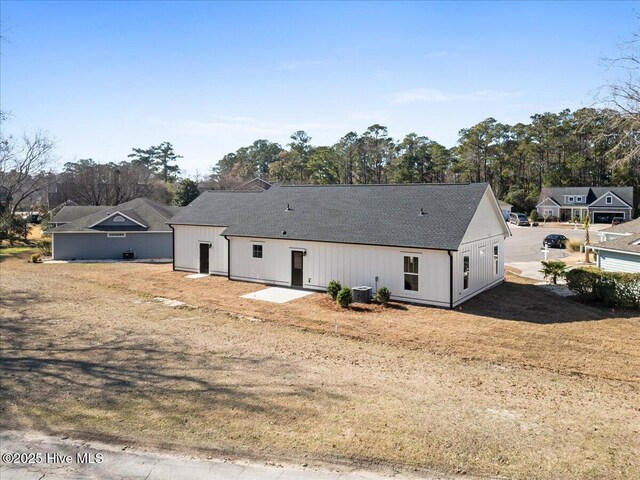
[
  {"x1": 591, "y1": 218, "x2": 640, "y2": 273},
  {"x1": 47, "y1": 198, "x2": 181, "y2": 260},
  {"x1": 168, "y1": 183, "x2": 511, "y2": 308}
]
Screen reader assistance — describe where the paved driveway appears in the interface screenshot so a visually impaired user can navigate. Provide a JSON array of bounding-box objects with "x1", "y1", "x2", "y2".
[{"x1": 504, "y1": 224, "x2": 607, "y2": 263}]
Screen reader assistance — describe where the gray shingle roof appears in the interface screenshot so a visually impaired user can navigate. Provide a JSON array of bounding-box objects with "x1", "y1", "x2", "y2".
[
  {"x1": 51, "y1": 206, "x2": 108, "y2": 224},
  {"x1": 592, "y1": 233, "x2": 640, "y2": 255},
  {"x1": 168, "y1": 191, "x2": 266, "y2": 227},
  {"x1": 170, "y1": 183, "x2": 495, "y2": 251},
  {"x1": 48, "y1": 198, "x2": 181, "y2": 233},
  {"x1": 600, "y1": 217, "x2": 640, "y2": 234}
]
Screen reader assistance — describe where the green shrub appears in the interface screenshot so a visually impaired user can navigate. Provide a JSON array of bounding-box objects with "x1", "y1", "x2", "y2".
[
  {"x1": 567, "y1": 239, "x2": 582, "y2": 252},
  {"x1": 529, "y1": 210, "x2": 539, "y2": 222},
  {"x1": 539, "y1": 260, "x2": 567, "y2": 285},
  {"x1": 30, "y1": 253, "x2": 42, "y2": 263},
  {"x1": 376, "y1": 286, "x2": 391, "y2": 305},
  {"x1": 35, "y1": 237, "x2": 52, "y2": 256},
  {"x1": 565, "y1": 267, "x2": 640, "y2": 308},
  {"x1": 327, "y1": 280, "x2": 342, "y2": 300},
  {"x1": 336, "y1": 287, "x2": 352, "y2": 308}
]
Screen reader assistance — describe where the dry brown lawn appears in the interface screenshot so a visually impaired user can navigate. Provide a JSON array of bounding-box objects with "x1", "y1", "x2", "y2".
[{"x1": 1, "y1": 254, "x2": 639, "y2": 479}]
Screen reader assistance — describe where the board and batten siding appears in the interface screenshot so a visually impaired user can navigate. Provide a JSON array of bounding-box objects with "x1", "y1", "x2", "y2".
[
  {"x1": 229, "y1": 237, "x2": 452, "y2": 307},
  {"x1": 452, "y1": 236, "x2": 504, "y2": 306},
  {"x1": 452, "y1": 187, "x2": 508, "y2": 306},
  {"x1": 173, "y1": 225, "x2": 228, "y2": 274},
  {"x1": 597, "y1": 250, "x2": 640, "y2": 273}
]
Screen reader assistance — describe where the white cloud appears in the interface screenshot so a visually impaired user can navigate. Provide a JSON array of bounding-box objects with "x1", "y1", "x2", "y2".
[{"x1": 388, "y1": 88, "x2": 522, "y2": 104}]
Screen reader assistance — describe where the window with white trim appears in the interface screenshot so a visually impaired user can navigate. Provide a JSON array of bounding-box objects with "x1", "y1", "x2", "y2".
[
  {"x1": 107, "y1": 233, "x2": 126, "y2": 238},
  {"x1": 113, "y1": 216, "x2": 125, "y2": 222},
  {"x1": 493, "y1": 245, "x2": 499, "y2": 275},
  {"x1": 463, "y1": 255, "x2": 470, "y2": 290},
  {"x1": 606, "y1": 196, "x2": 612, "y2": 204},
  {"x1": 252, "y1": 244, "x2": 263, "y2": 258},
  {"x1": 403, "y1": 256, "x2": 419, "y2": 291},
  {"x1": 568, "y1": 196, "x2": 574, "y2": 203}
]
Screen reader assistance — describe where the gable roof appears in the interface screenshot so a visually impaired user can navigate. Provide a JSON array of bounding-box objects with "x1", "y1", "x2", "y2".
[
  {"x1": 589, "y1": 190, "x2": 633, "y2": 208},
  {"x1": 171, "y1": 183, "x2": 502, "y2": 251},
  {"x1": 234, "y1": 178, "x2": 273, "y2": 191},
  {"x1": 48, "y1": 198, "x2": 181, "y2": 233},
  {"x1": 599, "y1": 217, "x2": 640, "y2": 234},
  {"x1": 51, "y1": 205, "x2": 108, "y2": 224}
]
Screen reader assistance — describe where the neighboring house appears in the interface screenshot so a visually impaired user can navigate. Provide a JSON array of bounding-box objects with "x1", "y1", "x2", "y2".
[
  {"x1": 197, "y1": 178, "x2": 273, "y2": 193},
  {"x1": 591, "y1": 218, "x2": 640, "y2": 273},
  {"x1": 47, "y1": 198, "x2": 181, "y2": 260},
  {"x1": 536, "y1": 187, "x2": 634, "y2": 223},
  {"x1": 169, "y1": 183, "x2": 511, "y2": 308},
  {"x1": 50, "y1": 204, "x2": 105, "y2": 228},
  {"x1": 498, "y1": 200, "x2": 512, "y2": 221},
  {"x1": 235, "y1": 177, "x2": 272, "y2": 191},
  {"x1": 597, "y1": 217, "x2": 640, "y2": 242}
]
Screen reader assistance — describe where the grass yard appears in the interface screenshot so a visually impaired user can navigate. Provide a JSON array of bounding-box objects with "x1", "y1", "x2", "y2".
[
  {"x1": 0, "y1": 245, "x2": 38, "y2": 258},
  {"x1": 1, "y1": 255, "x2": 639, "y2": 479}
]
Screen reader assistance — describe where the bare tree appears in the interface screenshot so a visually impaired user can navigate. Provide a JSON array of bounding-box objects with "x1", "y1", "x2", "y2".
[
  {"x1": 0, "y1": 129, "x2": 56, "y2": 216},
  {"x1": 56, "y1": 159, "x2": 175, "y2": 206},
  {"x1": 598, "y1": 25, "x2": 640, "y2": 167}
]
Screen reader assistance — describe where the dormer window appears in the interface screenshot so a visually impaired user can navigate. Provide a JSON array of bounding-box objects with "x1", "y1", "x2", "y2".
[
  {"x1": 568, "y1": 196, "x2": 574, "y2": 203},
  {"x1": 113, "y1": 216, "x2": 125, "y2": 222},
  {"x1": 606, "y1": 196, "x2": 612, "y2": 204},
  {"x1": 575, "y1": 196, "x2": 582, "y2": 203}
]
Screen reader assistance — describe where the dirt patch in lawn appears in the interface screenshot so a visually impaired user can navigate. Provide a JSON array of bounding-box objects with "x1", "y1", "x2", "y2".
[{"x1": 1, "y1": 258, "x2": 639, "y2": 480}]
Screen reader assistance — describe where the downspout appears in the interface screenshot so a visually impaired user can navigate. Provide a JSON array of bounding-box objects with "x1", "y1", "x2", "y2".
[
  {"x1": 448, "y1": 250, "x2": 454, "y2": 309},
  {"x1": 169, "y1": 225, "x2": 175, "y2": 271},
  {"x1": 224, "y1": 235, "x2": 231, "y2": 280}
]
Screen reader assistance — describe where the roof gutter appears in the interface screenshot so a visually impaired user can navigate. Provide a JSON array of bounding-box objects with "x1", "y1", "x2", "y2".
[{"x1": 448, "y1": 250, "x2": 454, "y2": 309}]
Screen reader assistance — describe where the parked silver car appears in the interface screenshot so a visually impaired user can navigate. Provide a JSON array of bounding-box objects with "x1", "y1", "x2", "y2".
[{"x1": 509, "y1": 212, "x2": 530, "y2": 226}]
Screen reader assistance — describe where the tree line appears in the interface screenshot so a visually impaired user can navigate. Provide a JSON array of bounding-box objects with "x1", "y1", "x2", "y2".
[{"x1": 210, "y1": 107, "x2": 639, "y2": 213}]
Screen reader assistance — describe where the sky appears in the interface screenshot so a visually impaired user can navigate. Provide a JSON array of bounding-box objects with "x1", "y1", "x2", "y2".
[{"x1": 1, "y1": 1, "x2": 637, "y2": 176}]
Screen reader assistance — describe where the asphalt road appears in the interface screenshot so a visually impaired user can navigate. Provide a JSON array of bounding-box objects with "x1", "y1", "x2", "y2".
[
  {"x1": 504, "y1": 223, "x2": 607, "y2": 263},
  {"x1": 0, "y1": 430, "x2": 454, "y2": 480}
]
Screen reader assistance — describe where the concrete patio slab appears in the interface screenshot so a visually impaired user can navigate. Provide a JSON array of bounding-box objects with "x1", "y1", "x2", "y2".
[
  {"x1": 184, "y1": 273, "x2": 208, "y2": 279},
  {"x1": 241, "y1": 287, "x2": 313, "y2": 304}
]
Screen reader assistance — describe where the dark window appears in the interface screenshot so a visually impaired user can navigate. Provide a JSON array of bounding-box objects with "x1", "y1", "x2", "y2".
[
  {"x1": 606, "y1": 196, "x2": 612, "y2": 204},
  {"x1": 463, "y1": 255, "x2": 470, "y2": 290},
  {"x1": 252, "y1": 244, "x2": 263, "y2": 258},
  {"x1": 403, "y1": 256, "x2": 419, "y2": 291},
  {"x1": 493, "y1": 245, "x2": 499, "y2": 275}
]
